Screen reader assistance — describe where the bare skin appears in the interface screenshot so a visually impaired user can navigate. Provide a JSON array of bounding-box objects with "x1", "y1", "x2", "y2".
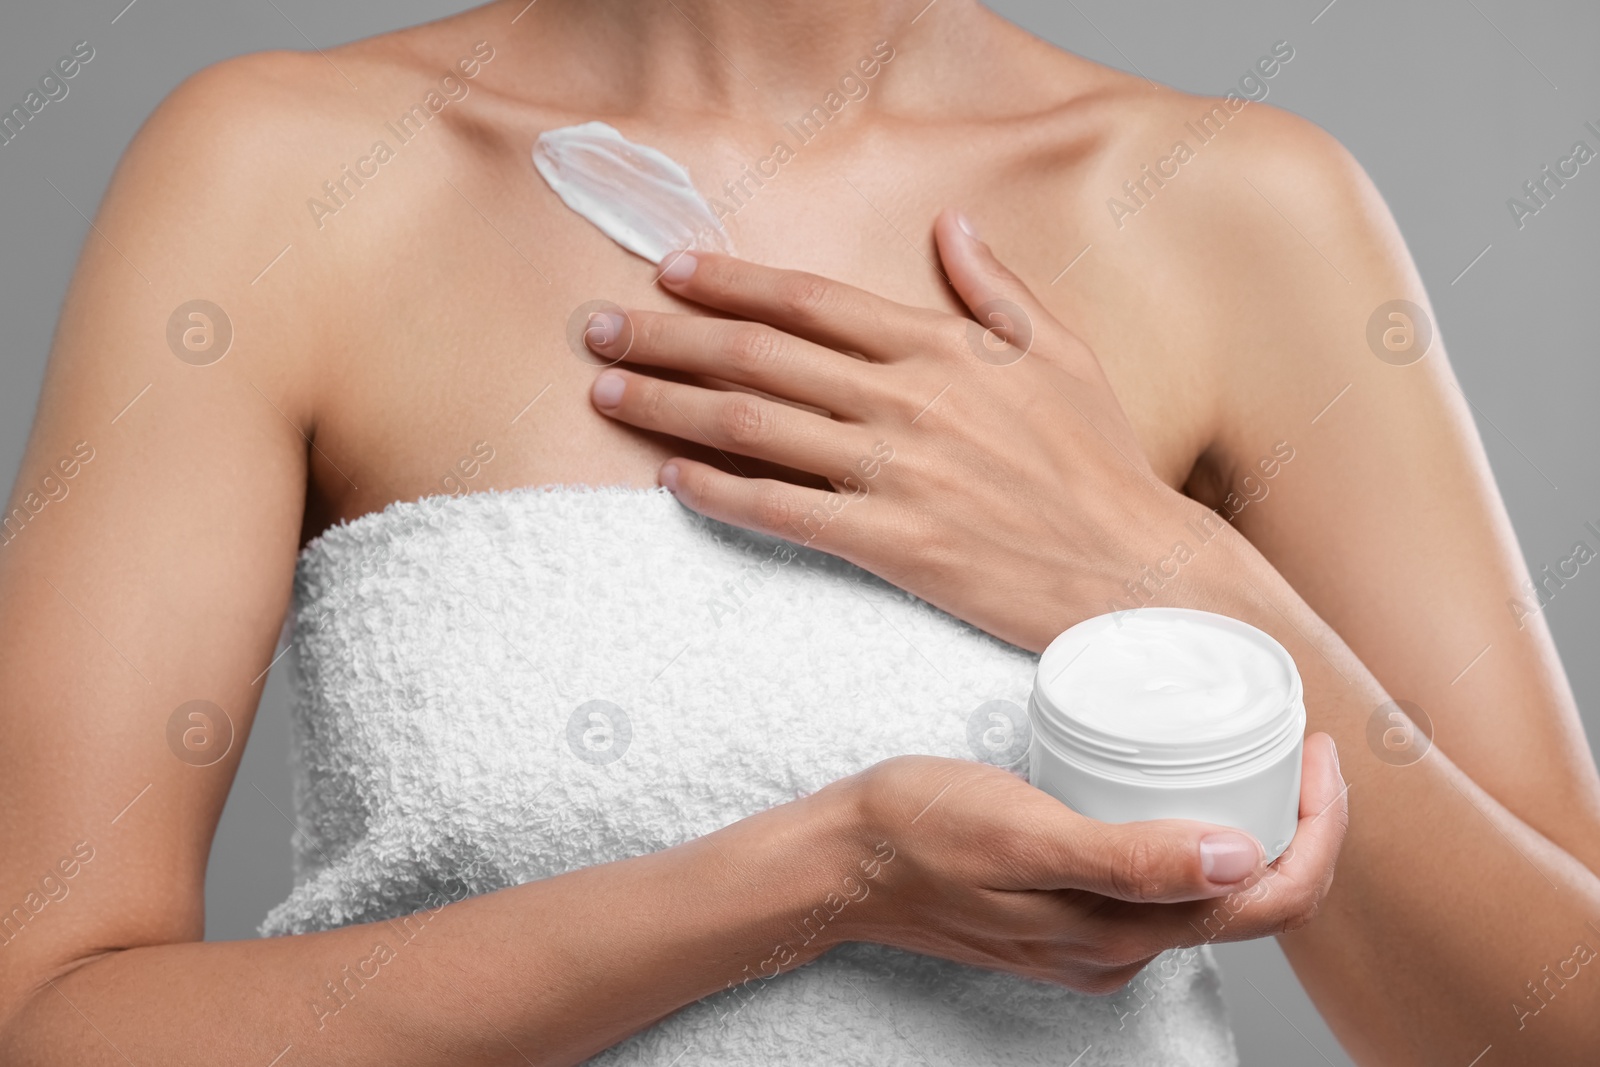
[{"x1": 0, "y1": 0, "x2": 1595, "y2": 1064}]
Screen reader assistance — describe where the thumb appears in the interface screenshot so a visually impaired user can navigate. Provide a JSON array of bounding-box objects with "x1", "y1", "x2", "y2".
[
  {"x1": 934, "y1": 207, "x2": 1055, "y2": 354},
  {"x1": 1021, "y1": 809, "x2": 1268, "y2": 904}
]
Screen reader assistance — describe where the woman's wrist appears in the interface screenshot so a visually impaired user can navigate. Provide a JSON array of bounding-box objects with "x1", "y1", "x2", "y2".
[
  {"x1": 777, "y1": 767, "x2": 921, "y2": 953},
  {"x1": 1100, "y1": 492, "x2": 1288, "y2": 621},
  {"x1": 1010, "y1": 489, "x2": 1271, "y2": 651},
  {"x1": 698, "y1": 779, "x2": 884, "y2": 965},
  {"x1": 1145, "y1": 503, "x2": 1389, "y2": 745}
]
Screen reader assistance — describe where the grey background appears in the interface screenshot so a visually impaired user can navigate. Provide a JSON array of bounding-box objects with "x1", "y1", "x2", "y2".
[{"x1": 2, "y1": 2, "x2": 1596, "y2": 1064}]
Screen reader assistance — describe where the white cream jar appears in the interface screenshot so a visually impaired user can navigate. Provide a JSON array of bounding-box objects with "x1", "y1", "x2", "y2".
[{"x1": 1028, "y1": 608, "x2": 1305, "y2": 860}]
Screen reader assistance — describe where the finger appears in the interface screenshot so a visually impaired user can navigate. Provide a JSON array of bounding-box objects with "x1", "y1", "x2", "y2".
[
  {"x1": 933, "y1": 208, "x2": 1048, "y2": 339},
  {"x1": 657, "y1": 457, "x2": 875, "y2": 558},
  {"x1": 1271, "y1": 732, "x2": 1350, "y2": 906},
  {"x1": 654, "y1": 249, "x2": 941, "y2": 362},
  {"x1": 587, "y1": 310, "x2": 871, "y2": 416},
  {"x1": 1011, "y1": 806, "x2": 1268, "y2": 905},
  {"x1": 1105, "y1": 733, "x2": 1350, "y2": 949},
  {"x1": 934, "y1": 208, "x2": 1087, "y2": 367},
  {"x1": 591, "y1": 369, "x2": 860, "y2": 477}
]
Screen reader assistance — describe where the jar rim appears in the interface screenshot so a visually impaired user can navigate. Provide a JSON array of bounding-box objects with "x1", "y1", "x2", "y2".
[{"x1": 1029, "y1": 608, "x2": 1305, "y2": 779}]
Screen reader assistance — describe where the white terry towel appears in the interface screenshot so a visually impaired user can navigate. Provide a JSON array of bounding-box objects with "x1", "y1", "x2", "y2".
[{"x1": 261, "y1": 486, "x2": 1240, "y2": 1066}]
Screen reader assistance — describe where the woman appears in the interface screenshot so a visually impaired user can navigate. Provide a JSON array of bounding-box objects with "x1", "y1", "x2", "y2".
[{"x1": 0, "y1": 0, "x2": 1594, "y2": 1064}]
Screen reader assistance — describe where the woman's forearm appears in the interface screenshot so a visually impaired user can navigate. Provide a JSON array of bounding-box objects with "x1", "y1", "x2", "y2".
[
  {"x1": 1189, "y1": 531, "x2": 1600, "y2": 1065},
  {"x1": 0, "y1": 793, "x2": 851, "y2": 1067}
]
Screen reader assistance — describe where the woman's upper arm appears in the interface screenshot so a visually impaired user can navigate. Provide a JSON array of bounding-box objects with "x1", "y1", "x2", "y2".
[
  {"x1": 0, "y1": 53, "x2": 325, "y2": 1007},
  {"x1": 1197, "y1": 108, "x2": 1600, "y2": 868}
]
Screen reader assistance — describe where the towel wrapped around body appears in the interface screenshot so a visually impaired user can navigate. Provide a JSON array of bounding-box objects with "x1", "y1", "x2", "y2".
[{"x1": 262, "y1": 485, "x2": 1240, "y2": 1066}]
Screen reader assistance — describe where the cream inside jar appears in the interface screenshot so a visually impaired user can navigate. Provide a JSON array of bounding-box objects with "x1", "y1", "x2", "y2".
[{"x1": 1028, "y1": 608, "x2": 1305, "y2": 860}]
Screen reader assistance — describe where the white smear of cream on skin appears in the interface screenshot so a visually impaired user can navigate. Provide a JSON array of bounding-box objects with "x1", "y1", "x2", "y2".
[{"x1": 532, "y1": 121, "x2": 734, "y2": 263}]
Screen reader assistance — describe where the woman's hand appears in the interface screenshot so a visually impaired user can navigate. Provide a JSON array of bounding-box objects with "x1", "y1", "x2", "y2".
[
  {"x1": 813, "y1": 736, "x2": 1346, "y2": 992},
  {"x1": 586, "y1": 210, "x2": 1221, "y2": 652}
]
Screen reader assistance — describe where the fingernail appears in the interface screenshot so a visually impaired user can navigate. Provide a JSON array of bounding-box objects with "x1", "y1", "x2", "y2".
[
  {"x1": 592, "y1": 370, "x2": 625, "y2": 408},
  {"x1": 659, "y1": 461, "x2": 680, "y2": 492},
  {"x1": 1200, "y1": 832, "x2": 1262, "y2": 884},
  {"x1": 585, "y1": 311, "x2": 623, "y2": 348},
  {"x1": 658, "y1": 250, "x2": 698, "y2": 285},
  {"x1": 956, "y1": 212, "x2": 980, "y2": 240},
  {"x1": 1329, "y1": 737, "x2": 1343, "y2": 778}
]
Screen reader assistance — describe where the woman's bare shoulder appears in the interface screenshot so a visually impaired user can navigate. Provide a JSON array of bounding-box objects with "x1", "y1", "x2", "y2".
[
  {"x1": 990, "y1": 32, "x2": 1376, "y2": 272},
  {"x1": 122, "y1": 36, "x2": 471, "y2": 214},
  {"x1": 96, "y1": 19, "x2": 508, "y2": 385}
]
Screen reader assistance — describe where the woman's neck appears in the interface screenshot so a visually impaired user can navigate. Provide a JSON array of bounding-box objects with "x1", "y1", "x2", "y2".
[{"x1": 524, "y1": 0, "x2": 992, "y2": 117}]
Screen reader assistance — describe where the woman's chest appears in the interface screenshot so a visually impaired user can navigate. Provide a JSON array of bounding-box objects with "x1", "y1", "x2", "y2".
[{"x1": 303, "y1": 124, "x2": 1223, "y2": 536}]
